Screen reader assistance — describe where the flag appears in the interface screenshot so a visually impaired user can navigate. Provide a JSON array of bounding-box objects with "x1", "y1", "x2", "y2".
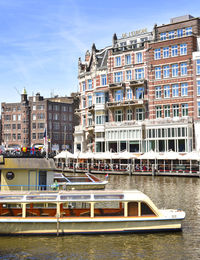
[{"x1": 105, "y1": 173, "x2": 109, "y2": 179}]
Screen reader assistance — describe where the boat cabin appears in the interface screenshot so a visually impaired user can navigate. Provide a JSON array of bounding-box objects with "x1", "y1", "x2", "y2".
[
  {"x1": 0, "y1": 190, "x2": 160, "y2": 218},
  {"x1": 0, "y1": 156, "x2": 55, "y2": 191}
]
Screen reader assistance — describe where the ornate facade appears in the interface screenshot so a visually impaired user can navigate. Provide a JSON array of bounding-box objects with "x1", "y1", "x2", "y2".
[{"x1": 74, "y1": 15, "x2": 200, "y2": 154}]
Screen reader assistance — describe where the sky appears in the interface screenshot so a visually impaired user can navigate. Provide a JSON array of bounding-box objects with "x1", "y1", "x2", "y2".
[{"x1": 0, "y1": 0, "x2": 200, "y2": 105}]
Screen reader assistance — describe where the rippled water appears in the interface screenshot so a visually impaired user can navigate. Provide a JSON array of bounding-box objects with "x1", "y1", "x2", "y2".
[{"x1": 0, "y1": 175, "x2": 200, "y2": 260}]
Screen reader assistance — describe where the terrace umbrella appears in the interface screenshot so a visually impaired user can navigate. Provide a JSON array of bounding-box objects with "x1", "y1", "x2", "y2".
[
  {"x1": 182, "y1": 151, "x2": 200, "y2": 172},
  {"x1": 138, "y1": 150, "x2": 158, "y2": 172}
]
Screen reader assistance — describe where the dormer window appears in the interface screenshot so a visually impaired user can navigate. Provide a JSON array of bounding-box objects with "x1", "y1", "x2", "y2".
[
  {"x1": 168, "y1": 31, "x2": 175, "y2": 39},
  {"x1": 186, "y1": 27, "x2": 192, "y2": 36}
]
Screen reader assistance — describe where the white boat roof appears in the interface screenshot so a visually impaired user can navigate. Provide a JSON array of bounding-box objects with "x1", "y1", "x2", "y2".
[{"x1": 0, "y1": 190, "x2": 149, "y2": 203}]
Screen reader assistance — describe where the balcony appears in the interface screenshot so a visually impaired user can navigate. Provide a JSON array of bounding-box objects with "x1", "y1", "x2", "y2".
[
  {"x1": 107, "y1": 98, "x2": 147, "y2": 109},
  {"x1": 87, "y1": 123, "x2": 95, "y2": 132},
  {"x1": 129, "y1": 79, "x2": 146, "y2": 87},
  {"x1": 109, "y1": 82, "x2": 125, "y2": 89},
  {"x1": 75, "y1": 125, "x2": 84, "y2": 134},
  {"x1": 88, "y1": 105, "x2": 95, "y2": 113},
  {"x1": 105, "y1": 120, "x2": 144, "y2": 129},
  {"x1": 112, "y1": 42, "x2": 145, "y2": 54}
]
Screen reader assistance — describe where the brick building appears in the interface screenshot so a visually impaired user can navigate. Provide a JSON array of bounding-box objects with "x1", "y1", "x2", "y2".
[
  {"x1": 1, "y1": 89, "x2": 79, "y2": 152},
  {"x1": 74, "y1": 15, "x2": 200, "y2": 154}
]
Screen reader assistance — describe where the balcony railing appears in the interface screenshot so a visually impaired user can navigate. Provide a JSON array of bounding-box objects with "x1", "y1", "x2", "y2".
[{"x1": 107, "y1": 98, "x2": 147, "y2": 108}]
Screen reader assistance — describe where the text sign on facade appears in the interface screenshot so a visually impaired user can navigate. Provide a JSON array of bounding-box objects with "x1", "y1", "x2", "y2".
[{"x1": 122, "y1": 28, "x2": 148, "y2": 38}]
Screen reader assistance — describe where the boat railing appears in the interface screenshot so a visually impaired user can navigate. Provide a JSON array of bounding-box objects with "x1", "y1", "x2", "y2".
[{"x1": 0, "y1": 184, "x2": 57, "y2": 192}]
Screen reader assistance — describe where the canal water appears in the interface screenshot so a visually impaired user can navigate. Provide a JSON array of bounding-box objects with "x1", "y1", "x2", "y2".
[{"x1": 0, "y1": 175, "x2": 200, "y2": 260}]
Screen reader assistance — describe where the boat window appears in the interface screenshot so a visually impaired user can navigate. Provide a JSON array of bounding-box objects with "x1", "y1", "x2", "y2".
[
  {"x1": 128, "y1": 202, "x2": 138, "y2": 216},
  {"x1": 60, "y1": 195, "x2": 91, "y2": 201},
  {"x1": 0, "y1": 196, "x2": 24, "y2": 201},
  {"x1": 141, "y1": 202, "x2": 156, "y2": 216},
  {"x1": 94, "y1": 194, "x2": 124, "y2": 200},
  {"x1": 94, "y1": 201, "x2": 124, "y2": 217},
  {"x1": 61, "y1": 202, "x2": 90, "y2": 217},
  {"x1": 26, "y1": 195, "x2": 57, "y2": 201}
]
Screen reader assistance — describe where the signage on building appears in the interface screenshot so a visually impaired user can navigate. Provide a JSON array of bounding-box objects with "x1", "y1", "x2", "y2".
[{"x1": 122, "y1": 28, "x2": 148, "y2": 38}]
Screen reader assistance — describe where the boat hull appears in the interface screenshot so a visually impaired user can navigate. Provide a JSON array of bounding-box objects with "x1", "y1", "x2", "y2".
[{"x1": 0, "y1": 217, "x2": 183, "y2": 235}]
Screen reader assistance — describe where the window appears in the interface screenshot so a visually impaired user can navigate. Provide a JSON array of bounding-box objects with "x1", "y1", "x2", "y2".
[
  {"x1": 12, "y1": 115, "x2": 16, "y2": 121},
  {"x1": 115, "y1": 110, "x2": 123, "y2": 122},
  {"x1": 82, "y1": 82, "x2": 86, "y2": 92},
  {"x1": 168, "y1": 31, "x2": 175, "y2": 39},
  {"x1": 37, "y1": 105, "x2": 44, "y2": 110},
  {"x1": 177, "y1": 29, "x2": 183, "y2": 37},
  {"x1": 82, "y1": 115, "x2": 86, "y2": 127},
  {"x1": 172, "y1": 84, "x2": 179, "y2": 97},
  {"x1": 136, "y1": 108, "x2": 144, "y2": 121},
  {"x1": 96, "y1": 92, "x2": 105, "y2": 104},
  {"x1": 135, "y1": 87, "x2": 144, "y2": 99},
  {"x1": 88, "y1": 79, "x2": 92, "y2": 89},
  {"x1": 163, "y1": 47, "x2": 169, "y2": 58},
  {"x1": 135, "y1": 68, "x2": 144, "y2": 80},
  {"x1": 88, "y1": 95, "x2": 92, "y2": 107},
  {"x1": 154, "y1": 49, "x2": 161, "y2": 60},
  {"x1": 136, "y1": 52, "x2": 142, "y2": 63},
  {"x1": 125, "y1": 54, "x2": 131, "y2": 65},
  {"x1": 180, "y1": 44, "x2": 187, "y2": 55},
  {"x1": 171, "y1": 45, "x2": 178, "y2": 57},
  {"x1": 53, "y1": 113, "x2": 59, "y2": 120},
  {"x1": 181, "y1": 63, "x2": 187, "y2": 76},
  {"x1": 173, "y1": 104, "x2": 179, "y2": 117},
  {"x1": 197, "y1": 60, "x2": 200, "y2": 75},
  {"x1": 17, "y1": 115, "x2": 21, "y2": 121},
  {"x1": 197, "y1": 81, "x2": 200, "y2": 96},
  {"x1": 164, "y1": 85, "x2": 170, "y2": 98},
  {"x1": 126, "y1": 70, "x2": 132, "y2": 80},
  {"x1": 114, "y1": 72, "x2": 123, "y2": 82},
  {"x1": 181, "y1": 83, "x2": 188, "y2": 96},
  {"x1": 32, "y1": 114, "x2": 36, "y2": 120},
  {"x1": 96, "y1": 115, "x2": 105, "y2": 125},
  {"x1": 186, "y1": 27, "x2": 192, "y2": 36},
  {"x1": 33, "y1": 105, "x2": 36, "y2": 111},
  {"x1": 115, "y1": 90, "x2": 123, "y2": 101},
  {"x1": 181, "y1": 104, "x2": 188, "y2": 117},
  {"x1": 17, "y1": 134, "x2": 21, "y2": 140},
  {"x1": 126, "y1": 88, "x2": 132, "y2": 100},
  {"x1": 101, "y1": 75, "x2": 107, "y2": 86},
  {"x1": 160, "y1": 32, "x2": 166, "y2": 40},
  {"x1": 164, "y1": 105, "x2": 170, "y2": 118},
  {"x1": 127, "y1": 109, "x2": 133, "y2": 120},
  {"x1": 115, "y1": 56, "x2": 121, "y2": 66},
  {"x1": 49, "y1": 113, "x2": 52, "y2": 120},
  {"x1": 156, "y1": 106, "x2": 162, "y2": 118},
  {"x1": 38, "y1": 133, "x2": 44, "y2": 140},
  {"x1": 155, "y1": 86, "x2": 161, "y2": 99},
  {"x1": 38, "y1": 123, "x2": 45, "y2": 129},
  {"x1": 88, "y1": 113, "x2": 93, "y2": 126},
  {"x1": 155, "y1": 67, "x2": 161, "y2": 79},
  {"x1": 172, "y1": 64, "x2": 178, "y2": 77},
  {"x1": 163, "y1": 65, "x2": 170, "y2": 78},
  {"x1": 198, "y1": 102, "x2": 200, "y2": 117},
  {"x1": 82, "y1": 97, "x2": 86, "y2": 108}
]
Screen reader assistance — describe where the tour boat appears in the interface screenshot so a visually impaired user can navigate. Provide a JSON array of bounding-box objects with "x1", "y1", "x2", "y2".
[
  {"x1": 0, "y1": 190, "x2": 185, "y2": 235},
  {"x1": 53, "y1": 172, "x2": 108, "y2": 190}
]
